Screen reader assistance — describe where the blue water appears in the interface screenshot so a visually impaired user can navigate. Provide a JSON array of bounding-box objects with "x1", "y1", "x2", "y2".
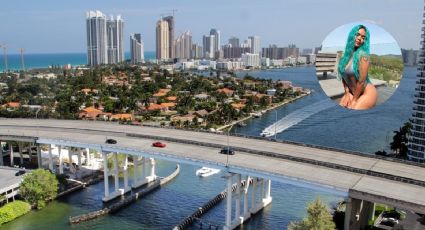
[
  {"x1": 0, "y1": 66, "x2": 417, "y2": 229},
  {"x1": 0, "y1": 51, "x2": 156, "y2": 72}
]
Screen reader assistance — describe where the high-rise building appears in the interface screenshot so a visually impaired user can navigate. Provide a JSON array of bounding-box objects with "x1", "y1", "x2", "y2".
[
  {"x1": 242, "y1": 53, "x2": 260, "y2": 68},
  {"x1": 156, "y1": 19, "x2": 169, "y2": 60},
  {"x1": 287, "y1": 44, "x2": 299, "y2": 58},
  {"x1": 130, "y1": 33, "x2": 144, "y2": 64},
  {"x1": 210, "y1": 29, "x2": 221, "y2": 54},
  {"x1": 107, "y1": 15, "x2": 124, "y2": 64},
  {"x1": 223, "y1": 44, "x2": 250, "y2": 59},
  {"x1": 163, "y1": 16, "x2": 175, "y2": 59},
  {"x1": 262, "y1": 44, "x2": 299, "y2": 60},
  {"x1": 86, "y1": 10, "x2": 108, "y2": 66},
  {"x1": 229, "y1": 37, "x2": 240, "y2": 48},
  {"x1": 248, "y1": 36, "x2": 260, "y2": 55},
  {"x1": 86, "y1": 10, "x2": 124, "y2": 66},
  {"x1": 191, "y1": 43, "x2": 203, "y2": 59},
  {"x1": 402, "y1": 49, "x2": 419, "y2": 66},
  {"x1": 302, "y1": 48, "x2": 313, "y2": 55},
  {"x1": 408, "y1": 12, "x2": 425, "y2": 162},
  {"x1": 241, "y1": 40, "x2": 251, "y2": 49},
  {"x1": 175, "y1": 31, "x2": 192, "y2": 59},
  {"x1": 203, "y1": 35, "x2": 215, "y2": 59}
]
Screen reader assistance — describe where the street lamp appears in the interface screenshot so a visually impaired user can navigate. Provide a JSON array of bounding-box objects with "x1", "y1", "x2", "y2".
[{"x1": 274, "y1": 109, "x2": 278, "y2": 140}]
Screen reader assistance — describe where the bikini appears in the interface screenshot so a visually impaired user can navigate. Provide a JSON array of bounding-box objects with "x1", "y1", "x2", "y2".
[{"x1": 343, "y1": 60, "x2": 371, "y2": 94}]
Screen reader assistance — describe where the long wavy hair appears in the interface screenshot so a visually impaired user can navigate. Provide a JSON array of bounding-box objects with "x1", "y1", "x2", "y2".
[{"x1": 337, "y1": 24, "x2": 370, "y2": 80}]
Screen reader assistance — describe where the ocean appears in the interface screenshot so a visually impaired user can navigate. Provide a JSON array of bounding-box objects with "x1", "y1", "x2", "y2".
[{"x1": 0, "y1": 52, "x2": 156, "y2": 72}]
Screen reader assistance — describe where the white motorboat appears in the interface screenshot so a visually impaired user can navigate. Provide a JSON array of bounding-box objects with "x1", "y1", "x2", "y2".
[
  {"x1": 260, "y1": 130, "x2": 273, "y2": 137},
  {"x1": 196, "y1": 167, "x2": 220, "y2": 177}
]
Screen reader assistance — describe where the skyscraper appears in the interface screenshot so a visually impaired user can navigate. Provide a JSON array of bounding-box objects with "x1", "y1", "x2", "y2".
[
  {"x1": 175, "y1": 31, "x2": 192, "y2": 59},
  {"x1": 107, "y1": 15, "x2": 124, "y2": 64},
  {"x1": 203, "y1": 35, "x2": 215, "y2": 59},
  {"x1": 248, "y1": 36, "x2": 261, "y2": 55},
  {"x1": 408, "y1": 10, "x2": 425, "y2": 162},
  {"x1": 163, "y1": 16, "x2": 175, "y2": 59},
  {"x1": 156, "y1": 19, "x2": 169, "y2": 60},
  {"x1": 228, "y1": 37, "x2": 240, "y2": 48},
  {"x1": 86, "y1": 10, "x2": 107, "y2": 66},
  {"x1": 130, "y1": 33, "x2": 144, "y2": 64},
  {"x1": 191, "y1": 43, "x2": 203, "y2": 59},
  {"x1": 210, "y1": 29, "x2": 221, "y2": 54},
  {"x1": 86, "y1": 10, "x2": 124, "y2": 66}
]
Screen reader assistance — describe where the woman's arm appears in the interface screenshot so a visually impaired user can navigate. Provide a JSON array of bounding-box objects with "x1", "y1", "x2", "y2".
[{"x1": 352, "y1": 55, "x2": 369, "y2": 102}]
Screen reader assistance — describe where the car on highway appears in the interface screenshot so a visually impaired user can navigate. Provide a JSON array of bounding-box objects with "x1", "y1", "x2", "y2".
[
  {"x1": 15, "y1": 170, "x2": 26, "y2": 176},
  {"x1": 152, "y1": 141, "x2": 166, "y2": 148},
  {"x1": 105, "y1": 138, "x2": 117, "y2": 144},
  {"x1": 219, "y1": 147, "x2": 235, "y2": 155}
]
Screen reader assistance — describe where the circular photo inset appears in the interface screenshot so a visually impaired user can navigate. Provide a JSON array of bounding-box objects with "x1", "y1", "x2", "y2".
[{"x1": 316, "y1": 22, "x2": 403, "y2": 110}]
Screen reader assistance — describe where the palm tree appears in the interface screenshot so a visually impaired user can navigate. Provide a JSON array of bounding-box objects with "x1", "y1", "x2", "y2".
[{"x1": 390, "y1": 122, "x2": 412, "y2": 159}]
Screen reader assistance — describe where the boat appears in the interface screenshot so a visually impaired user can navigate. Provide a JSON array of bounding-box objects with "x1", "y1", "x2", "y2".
[
  {"x1": 260, "y1": 130, "x2": 273, "y2": 137},
  {"x1": 251, "y1": 112, "x2": 262, "y2": 118},
  {"x1": 237, "y1": 122, "x2": 247, "y2": 127},
  {"x1": 196, "y1": 167, "x2": 220, "y2": 177}
]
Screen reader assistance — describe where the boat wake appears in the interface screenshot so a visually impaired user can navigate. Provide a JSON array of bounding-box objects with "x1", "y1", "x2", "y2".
[{"x1": 261, "y1": 99, "x2": 336, "y2": 137}]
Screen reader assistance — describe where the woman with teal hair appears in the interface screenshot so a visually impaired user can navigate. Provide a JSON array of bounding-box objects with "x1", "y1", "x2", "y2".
[{"x1": 338, "y1": 24, "x2": 377, "y2": 110}]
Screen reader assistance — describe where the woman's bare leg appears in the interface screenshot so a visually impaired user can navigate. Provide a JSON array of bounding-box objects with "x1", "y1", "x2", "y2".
[{"x1": 352, "y1": 84, "x2": 377, "y2": 110}]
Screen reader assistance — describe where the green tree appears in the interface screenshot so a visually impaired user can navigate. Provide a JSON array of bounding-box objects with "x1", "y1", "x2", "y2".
[
  {"x1": 288, "y1": 197, "x2": 336, "y2": 230},
  {"x1": 390, "y1": 122, "x2": 412, "y2": 158},
  {"x1": 19, "y1": 169, "x2": 59, "y2": 209}
]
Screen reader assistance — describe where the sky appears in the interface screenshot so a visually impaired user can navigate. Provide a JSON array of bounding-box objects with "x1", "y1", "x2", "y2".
[
  {"x1": 321, "y1": 22, "x2": 402, "y2": 55},
  {"x1": 0, "y1": 0, "x2": 422, "y2": 54}
]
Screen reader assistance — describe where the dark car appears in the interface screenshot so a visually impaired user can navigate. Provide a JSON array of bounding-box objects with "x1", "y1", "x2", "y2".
[
  {"x1": 15, "y1": 170, "x2": 26, "y2": 176},
  {"x1": 105, "y1": 138, "x2": 117, "y2": 144},
  {"x1": 152, "y1": 141, "x2": 166, "y2": 148},
  {"x1": 220, "y1": 148, "x2": 235, "y2": 155}
]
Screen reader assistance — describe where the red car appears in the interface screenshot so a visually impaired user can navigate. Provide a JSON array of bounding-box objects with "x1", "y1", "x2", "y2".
[{"x1": 152, "y1": 141, "x2": 166, "y2": 148}]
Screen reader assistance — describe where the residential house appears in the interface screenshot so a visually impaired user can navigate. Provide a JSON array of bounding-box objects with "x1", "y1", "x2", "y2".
[
  {"x1": 2, "y1": 102, "x2": 20, "y2": 111},
  {"x1": 217, "y1": 88, "x2": 234, "y2": 97},
  {"x1": 111, "y1": 113, "x2": 133, "y2": 121},
  {"x1": 79, "y1": 106, "x2": 110, "y2": 120}
]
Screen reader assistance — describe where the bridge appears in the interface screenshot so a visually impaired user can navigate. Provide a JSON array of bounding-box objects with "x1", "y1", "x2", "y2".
[{"x1": 0, "y1": 118, "x2": 424, "y2": 229}]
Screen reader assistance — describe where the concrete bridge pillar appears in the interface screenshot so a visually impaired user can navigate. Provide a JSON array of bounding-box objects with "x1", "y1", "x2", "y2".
[
  {"x1": 123, "y1": 154, "x2": 130, "y2": 192},
  {"x1": 36, "y1": 145, "x2": 42, "y2": 168},
  {"x1": 344, "y1": 198, "x2": 374, "y2": 230},
  {"x1": 28, "y1": 144, "x2": 33, "y2": 162},
  {"x1": 132, "y1": 156, "x2": 139, "y2": 183},
  {"x1": 77, "y1": 149, "x2": 82, "y2": 166},
  {"x1": 9, "y1": 142, "x2": 14, "y2": 166},
  {"x1": 242, "y1": 176, "x2": 251, "y2": 221},
  {"x1": 101, "y1": 150, "x2": 110, "y2": 200},
  {"x1": 85, "y1": 148, "x2": 91, "y2": 166},
  {"x1": 263, "y1": 179, "x2": 272, "y2": 206},
  {"x1": 18, "y1": 142, "x2": 23, "y2": 165},
  {"x1": 58, "y1": 146, "x2": 63, "y2": 174},
  {"x1": 132, "y1": 156, "x2": 153, "y2": 188},
  {"x1": 132, "y1": 156, "x2": 139, "y2": 187},
  {"x1": 234, "y1": 174, "x2": 241, "y2": 225},
  {"x1": 68, "y1": 148, "x2": 73, "y2": 170},
  {"x1": 149, "y1": 158, "x2": 156, "y2": 179},
  {"x1": 250, "y1": 177, "x2": 257, "y2": 213},
  {"x1": 113, "y1": 152, "x2": 119, "y2": 193},
  {"x1": 48, "y1": 144, "x2": 53, "y2": 171},
  {"x1": 143, "y1": 157, "x2": 148, "y2": 178},
  {"x1": 224, "y1": 172, "x2": 233, "y2": 230},
  {"x1": 0, "y1": 140, "x2": 3, "y2": 166}
]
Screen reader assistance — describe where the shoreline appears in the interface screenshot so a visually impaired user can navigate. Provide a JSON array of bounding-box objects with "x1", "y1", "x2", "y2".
[{"x1": 216, "y1": 92, "x2": 310, "y2": 131}]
